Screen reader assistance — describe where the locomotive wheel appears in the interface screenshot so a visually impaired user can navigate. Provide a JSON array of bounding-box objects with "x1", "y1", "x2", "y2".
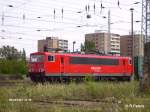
[
  {"x1": 30, "y1": 76, "x2": 38, "y2": 83},
  {"x1": 30, "y1": 76, "x2": 46, "y2": 83}
]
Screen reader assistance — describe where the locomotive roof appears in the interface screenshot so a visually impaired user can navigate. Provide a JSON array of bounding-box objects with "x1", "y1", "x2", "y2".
[{"x1": 31, "y1": 52, "x2": 131, "y2": 59}]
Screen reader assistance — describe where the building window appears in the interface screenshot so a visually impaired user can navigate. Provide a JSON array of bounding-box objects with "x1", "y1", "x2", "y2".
[{"x1": 48, "y1": 55, "x2": 55, "y2": 62}]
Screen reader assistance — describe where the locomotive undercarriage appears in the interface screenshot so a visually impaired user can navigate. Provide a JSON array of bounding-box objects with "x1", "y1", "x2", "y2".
[{"x1": 29, "y1": 72, "x2": 131, "y2": 83}]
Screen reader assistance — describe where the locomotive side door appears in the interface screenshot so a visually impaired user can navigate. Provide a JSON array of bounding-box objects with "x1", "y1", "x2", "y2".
[
  {"x1": 60, "y1": 56, "x2": 64, "y2": 75},
  {"x1": 123, "y1": 59, "x2": 127, "y2": 74}
]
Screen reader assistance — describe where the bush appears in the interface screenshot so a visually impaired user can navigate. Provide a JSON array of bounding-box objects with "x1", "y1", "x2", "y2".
[{"x1": 0, "y1": 59, "x2": 27, "y2": 75}]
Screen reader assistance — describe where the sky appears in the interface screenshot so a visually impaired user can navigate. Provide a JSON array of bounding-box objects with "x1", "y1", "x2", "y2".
[{"x1": 0, "y1": 0, "x2": 141, "y2": 57}]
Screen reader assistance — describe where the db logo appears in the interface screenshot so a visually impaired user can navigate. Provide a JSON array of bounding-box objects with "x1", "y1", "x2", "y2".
[{"x1": 91, "y1": 67, "x2": 101, "y2": 72}]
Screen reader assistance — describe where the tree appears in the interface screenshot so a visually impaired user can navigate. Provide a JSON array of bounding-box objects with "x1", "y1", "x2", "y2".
[
  {"x1": 22, "y1": 48, "x2": 26, "y2": 60},
  {"x1": 85, "y1": 40, "x2": 95, "y2": 52},
  {"x1": 80, "y1": 41, "x2": 96, "y2": 53},
  {"x1": 0, "y1": 45, "x2": 22, "y2": 60},
  {"x1": 80, "y1": 43, "x2": 85, "y2": 52},
  {"x1": 0, "y1": 46, "x2": 27, "y2": 75}
]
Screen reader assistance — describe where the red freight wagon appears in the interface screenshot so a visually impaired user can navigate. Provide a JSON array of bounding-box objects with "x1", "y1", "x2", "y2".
[{"x1": 28, "y1": 52, "x2": 133, "y2": 82}]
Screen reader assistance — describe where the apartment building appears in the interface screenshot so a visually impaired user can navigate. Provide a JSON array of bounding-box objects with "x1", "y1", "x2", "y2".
[
  {"x1": 38, "y1": 37, "x2": 68, "y2": 52},
  {"x1": 58, "y1": 39, "x2": 68, "y2": 51},
  {"x1": 85, "y1": 32, "x2": 120, "y2": 55},
  {"x1": 120, "y1": 34, "x2": 144, "y2": 57}
]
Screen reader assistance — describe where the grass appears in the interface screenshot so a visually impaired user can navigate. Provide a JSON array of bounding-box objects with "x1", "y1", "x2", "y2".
[{"x1": 0, "y1": 81, "x2": 149, "y2": 112}]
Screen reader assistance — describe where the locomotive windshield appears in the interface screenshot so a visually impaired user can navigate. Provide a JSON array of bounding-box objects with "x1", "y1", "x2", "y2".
[{"x1": 30, "y1": 54, "x2": 44, "y2": 62}]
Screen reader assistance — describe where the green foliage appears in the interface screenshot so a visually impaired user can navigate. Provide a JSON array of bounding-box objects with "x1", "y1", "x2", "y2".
[
  {"x1": 80, "y1": 41, "x2": 96, "y2": 53},
  {"x1": 0, "y1": 102, "x2": 39, "y2": 112},
  {"x1": 0, "y1": 82, "x2": 149, "y2": 112},
  {"x1": 0, "y1": 81, "x2": 144, "y2": 100},
  {"x1": 85, "y1": 40, "x2": 95, "y2": 52},
  {"x1": 0, "y1": 46, "x2": 20, "y2": 60},
  {"x1": 80, "y1": 43, "x2": 85, "y2": 52},
  {"x1": 0, "y1": 59, "x2": 27, "y2": 75},
  {"x1": 22, "y1": 48, "x2": 26, "y2": 61},
  {"x1": 0, "y1": 46, "x2": 27, "y2": 75}
]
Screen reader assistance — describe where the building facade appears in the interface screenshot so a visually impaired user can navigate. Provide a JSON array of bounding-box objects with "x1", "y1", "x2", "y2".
[
  {"x1": 58, "y1": 39, "x2": 68, "y2": 51},
  {"x1": 85, "y1": 32, "x2": 120, "y2": 55},
  {"x1": 38, "y1": 39, "x2": 47, "y2": 52},
  {"x1": 110, "y1": 34, "x2": 120, "y2": 55},
  {"x1": 38, "y1": 37, "x2": 68, "y2": 52},
  {"x1": 120, "y1": 34, "x2": 144, "y2": 57}
]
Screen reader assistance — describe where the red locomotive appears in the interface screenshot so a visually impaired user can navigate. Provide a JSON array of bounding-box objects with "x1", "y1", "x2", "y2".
[{"x1": 28, "y1": 52, "x2": 133, "y2": 82}]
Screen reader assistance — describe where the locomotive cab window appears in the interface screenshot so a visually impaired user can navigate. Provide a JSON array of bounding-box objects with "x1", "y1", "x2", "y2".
[
  {"x1": 30, "y1": 55, "x2": 44, "y2": 62},
  {"x1": 48, "y1": 55, "x2": 55, "y2": 62}
]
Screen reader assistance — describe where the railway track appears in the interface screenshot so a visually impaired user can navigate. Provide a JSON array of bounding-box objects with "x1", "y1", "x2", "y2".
[
  {"x1": 0, "y1": 80, "x2": 23, "y2": 86},
  {"x1": 0, "y1": 78, "x2": 33, "y2": 87},
  {"x1": 32, "y1": 98, "x2": 120, "y2": 109}
]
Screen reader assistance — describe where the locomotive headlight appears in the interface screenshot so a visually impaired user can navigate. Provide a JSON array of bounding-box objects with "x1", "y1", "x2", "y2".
[{"x1": 40, "y1": 68, "x2": 44, "y2": 72}]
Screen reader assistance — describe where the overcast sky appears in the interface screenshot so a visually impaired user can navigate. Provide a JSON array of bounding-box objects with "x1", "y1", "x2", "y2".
[{"x1": 0, "y1": 0, "x2": 141, "y2": 56}]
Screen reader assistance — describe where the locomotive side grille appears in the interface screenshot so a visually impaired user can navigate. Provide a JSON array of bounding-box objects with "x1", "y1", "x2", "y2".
[{"x1": 70, "y1": 57, "x2": 119, "y2": 65}]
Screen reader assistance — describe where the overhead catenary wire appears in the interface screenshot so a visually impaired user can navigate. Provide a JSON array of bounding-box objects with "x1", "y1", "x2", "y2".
[
  {"x1": 0, "y1": 0, "x2": 142, "y2": 50},
  {"x1": 0, "y1": 15, "x2": 83, "y2": 26},
  {"x1": 0, "y1": 26, "x2": 133, "y2": 40},
  {"x1": 0, "y1": 0, "x2": 141, "y2": 13},
  {"x1": 0, "y1": 1, "x2": 84, "y2": 18},
  {"x1": 90, "y1": 0, "x2": 141, "y2": 6},
  {"x1": 0, "y1": 0, "x2": 141, "y2": 22},
  {"x1": 0, "y1": 13, "x2": 139, "y2": 35},
  {"x1": 0, "y1": 0, "x2": 141, "y2": 17},
  {"x1": 0, "y1": 11, "x2": 114, "y2": 27},
  {"x1": 0, "y1": 0, "x2": 84, "y2": 14},
  {"x1": 0, "y1": 7, "x2": 139, "y2": 26}
]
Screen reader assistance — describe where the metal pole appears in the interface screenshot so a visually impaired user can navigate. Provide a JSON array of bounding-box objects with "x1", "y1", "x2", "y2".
[
  {"x1": 130, "y1": 8, "x2": 134, "y2": 80},
  {"x1": 108, "y1": 10, "x2": 111, "y2": 55},
  {"x1": 73, "y1": 43, "x2": 74, "y2": 52},
  {"x1": 73, "y1": 41, "x2": 76, "y2": 52}
]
